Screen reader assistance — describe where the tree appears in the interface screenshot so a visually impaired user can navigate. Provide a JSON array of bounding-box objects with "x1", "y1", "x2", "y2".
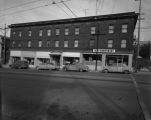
[{"x1": 139, "y1": 43, "x2": 150, "y2": 59}]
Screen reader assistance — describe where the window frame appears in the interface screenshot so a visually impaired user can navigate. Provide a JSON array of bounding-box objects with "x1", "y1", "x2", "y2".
[
  {"x1": 74, "y1": 40, "x2": 78, "y2": 47},
  {"x1": 47, "y1": 29, "x2": 51, "y2": 36},
  {"x1": 121, "y1": 24, "x2": 128, "y2": 33},
  {"x1": 12, "y1": 41, "x2": 15, "y2": 47},
  {"x1": 39, "y1": 30, "x2": 43, "y2": 37},
  {"x1": 46, "y1": 41, "x2": 50, "y2": 47},
  {"x1": 90, "y1": 26, "x2": 96, "y2": 34},
  {"x1": 28, "y1": 40, "x2": 31, "y2": 47},
  {"x1": 108, "y1": 25, "x2": 114, "y2": 34},
  {"x1": 75, "y1": 28, "x2": 79, "y2": 35},
  {"x1": 38, "y1": 40, "x2": 42, "y2": 47},
  {"x1": 56, "y1": 29, "x2": 60, "y2": 35},
  {"x1": 107, "y1": 39, "x2": 113, "y2": 48},
  {"x1": 64, "y1": 40, "x2": 68, "y2": 48},
  {"x1": 55, "y1": 41, "x2": 59, "y2": 47},
  {"x1": 28, "y1": 30, "x2": 32, "y2": 37},
  {"x1": 65, "y1": 28, "x2": 69, "y2": 35},
  {"x1": 90, "y1": 39, "x2": 95, "y2": 48},
  {"x1": 18, "y1": 31, "x2": 22, "y2": 37},
  {"x1": 121, "y1": 39, "x2": 127, "y2": 48}
]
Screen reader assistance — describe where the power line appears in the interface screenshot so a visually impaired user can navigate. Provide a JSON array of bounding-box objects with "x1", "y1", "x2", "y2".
[
  {"x1": 61, "y1": 0, "x2": 78, "y2": 17},
  {"x1": 97, "y1": 0, "x2": 102, "y2": 15},
  {"x1": 52, "y1": 1, "x2": 72, "y2": 18},
  {"x1": 111, "y1": 0, "x2": 116, "y2": 14},
  {"x1": 0, "y1": 0, "x2": 70, "y2": 17},
  {"x1": 99, "y1": 0, "x2": 104, "y2": 15},
  {"x1": 0, "y1": 0, "x2": 44, "y2": 12}
]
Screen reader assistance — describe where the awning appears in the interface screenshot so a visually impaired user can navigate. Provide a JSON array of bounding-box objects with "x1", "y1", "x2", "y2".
[
  {"x1": 22, "y1": 51, "x2": 35, "y2": 58},
  {"x1": 36, "y1": 51, "x2": 50, "y2": 58},
  {"x1": 10, "y1": 50, "x2": 21, "y2": 57},
  {"x1": 62, "y1": 52, "x2": 80, "y2": 57}
]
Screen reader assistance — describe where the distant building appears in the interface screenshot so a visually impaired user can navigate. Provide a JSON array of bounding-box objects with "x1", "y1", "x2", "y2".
[{"x1": 9, "y1": 12, "x2": 138, "y2": 70}]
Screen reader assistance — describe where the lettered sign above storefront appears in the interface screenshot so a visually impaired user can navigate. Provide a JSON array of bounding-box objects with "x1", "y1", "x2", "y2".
[{"x1": 93, "y1": 49, "x2": 116, "y2": 53}]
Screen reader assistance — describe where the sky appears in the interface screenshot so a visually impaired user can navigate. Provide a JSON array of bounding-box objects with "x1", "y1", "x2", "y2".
[{"x1": 0, "y1": 0, "x2": 151, "y2": 41}]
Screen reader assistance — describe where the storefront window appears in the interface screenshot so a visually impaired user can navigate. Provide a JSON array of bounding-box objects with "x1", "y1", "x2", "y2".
[
  {"x1": 24, "y1": 57, "x2": 34, "y2": 65},
  {"x1": 106, "y1": 55, "x2": 128, "y2": 66}
]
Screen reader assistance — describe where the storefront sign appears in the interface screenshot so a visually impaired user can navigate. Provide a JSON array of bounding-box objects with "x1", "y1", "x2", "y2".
[
  {"x1": 62, "y1": 52, "x2": 80, "y2": 57},
  {"x1": 93, "y1": 49, "x2": 115, "y2": 53}
]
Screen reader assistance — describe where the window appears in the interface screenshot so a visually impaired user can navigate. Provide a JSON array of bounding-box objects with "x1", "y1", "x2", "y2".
[
  {"x1": 55, "y1": 41, "x2": 59, "y2": 47},
  {"x1": 122, "y1": 24, "x2": 128, "y2": 33},
  {"x1": 56, "y1": 29, "x2": 60, "y2": 35},
  {"x1": 28, "y1": 30, "x2": 32, "y2": 36},
  {"x1": 18, "y1": 32, "x2": 22, "y2": 37},
  {"x1": 108, "y1": 25, "x2": 114, "y2": 34},
  {"x1": 65, "y1": 28, "x2": 69, "y2": 35},
  {"x1": 46, "y1": 41, "x2": 50, "y2": 47},
  {"x1": 90, "y1": 39, "x2": 95, "y2": 48},
  {"x1": 108, "y1": 40, "x2": 113, "y2": 48},
  {"x1": 39, "y1": 30, "x2": 43, "y2": 36},
  {"x1": 12, "y1": 41, "x2": 15, "y2": 47},
  {"x1": 74, "y1": 40, "x2": 78, "y2": 47},
  {"x1": 91, "y1": 27, "x2": 96, "y2": 34},
  {"x1": 47, "y1": 29, "x2": 51, "y2": 36},
  {"x1": 28, "y1": 41, "x2": 31, "y2": 47},
  {"x1": 38, "y1": 41, "x2": 42, "y2": 47},
  {"x1": 18, "y1": 43, "x2": 21, "y2": 47},
  {"x1": 121, "y1": 40, "x2": 127, "y2": 48},
  {"x1": 75, "y1": 28, "x2": 79, "y2": 35},
  {"x1": 64, "y1": 40, "x2": 68, "y2": 47},
  {"x1": 13, "y1": 32, "x2": 16, "y2": 36}
]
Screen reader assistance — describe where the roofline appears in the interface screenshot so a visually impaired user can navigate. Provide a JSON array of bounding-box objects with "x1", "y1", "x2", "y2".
[{"x1": 9, "y1": 12, "x2": 138, "y2": 28}]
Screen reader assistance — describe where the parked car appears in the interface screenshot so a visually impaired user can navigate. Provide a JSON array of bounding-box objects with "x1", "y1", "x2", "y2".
[
  {"x1": 36, "y1": 63, "x2": 58, "y2": 70},
  {"x1": 102, "y1": 63, "x2": 133, "y2": 74},
  {"x1": 10, "y1": 60, "x2": 29, "y2": 69},
  {"x1": 63, "y1": 63, "x2": 89, "y2": 72}
]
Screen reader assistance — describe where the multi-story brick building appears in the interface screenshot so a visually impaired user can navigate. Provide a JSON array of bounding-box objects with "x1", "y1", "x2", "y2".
[{"x1": 9, "y1": 12, "x2": 138, "y2": 70}]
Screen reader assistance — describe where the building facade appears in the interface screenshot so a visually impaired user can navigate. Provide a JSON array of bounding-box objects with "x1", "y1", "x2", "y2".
[{"x1": 9, "y1": 12, "x2": 138, "y2": 70}]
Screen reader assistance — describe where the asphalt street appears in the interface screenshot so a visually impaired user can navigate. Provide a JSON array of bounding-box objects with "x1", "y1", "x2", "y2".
[{"x1": 0, "y1": 68, "x2": 150, "y2": 120}]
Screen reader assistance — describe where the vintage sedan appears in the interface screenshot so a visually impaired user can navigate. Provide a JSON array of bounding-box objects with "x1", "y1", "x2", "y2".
[
  {"x1": 36, "y1": 63, "x2": 58, "y2": 70},
  {"x1": 102, "y1": 63, "x2": 133, "y2": 74},
  {"x1": 63, "y1": 63, "x2": 89, "y2": 72},
  {"x1": 9, "y1": 60, "x2": 29, "y2": 69}
]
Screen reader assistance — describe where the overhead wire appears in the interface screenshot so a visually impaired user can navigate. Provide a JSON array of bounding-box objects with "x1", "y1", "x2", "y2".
[
  {"x1": 0, "y1": 0, "x2": 44, "y2": 12},
  {"x1": 52, "y1": 1, "x2": 73, "y2": 18},
  {"x1": 61, "y1": 0, "x2": 78, "y2": 17},
  {"x1": 111, "y1": 0, "x2": 116, "y2": 14},
  {"x1": 97, "y1": 0, "x2": 102, "y2": 15},
  {"x1": 99, "y1": 0, "x2": 104, "y2": 15},
  {"x1": 0, "y1": 0, "x2": 70, "y2": 17}
]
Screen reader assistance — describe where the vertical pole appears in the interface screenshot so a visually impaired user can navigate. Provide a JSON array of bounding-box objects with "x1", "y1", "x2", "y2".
[
  {"x1": 3, "y1": 24, "x2": 6, "y2": 64},
  {"x1": 95, "y1": 22, "x2": 99, "y2": 71},
  {"x1": 136, "y1": 0, "x2": 141, "y2": 70}
]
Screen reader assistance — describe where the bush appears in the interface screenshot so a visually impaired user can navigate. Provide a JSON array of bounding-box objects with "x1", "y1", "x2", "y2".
[{"x1": 137, "y1": 58, "x2": 151, "y2": 70}]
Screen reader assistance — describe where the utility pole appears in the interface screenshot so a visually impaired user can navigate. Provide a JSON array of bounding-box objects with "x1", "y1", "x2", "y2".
[
  {"x1": 135, "y1": 0, "x2": 142, "y2": 70},
  {"x1": 95, "y1": 22, "x2": 100, "y2": 71},
  {"x1": 83, "y1": 9, "x2": 88, "y2": 17},
  {"x1": 4, "y1": 24, "x2": 7, "y2": 64},
  {"x1": 0, "y1": 24, "x2": 9, "y2": 64}
]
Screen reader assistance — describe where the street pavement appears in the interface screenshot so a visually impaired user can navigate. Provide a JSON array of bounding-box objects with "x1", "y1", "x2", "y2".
[{"x1": 0, "y1": 68, "x2": 150, "y2": 120}]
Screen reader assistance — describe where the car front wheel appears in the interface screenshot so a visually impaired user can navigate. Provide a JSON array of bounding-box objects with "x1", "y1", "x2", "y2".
[
  {"x1": 103, "y1": 69, "x2": 108, "y2": 73},
  {"x1": 79, "y1": 68, "x2": 83, "y2": 72}
]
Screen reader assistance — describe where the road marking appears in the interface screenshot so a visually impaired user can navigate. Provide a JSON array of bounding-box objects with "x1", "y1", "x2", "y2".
[{"x1": 130, "y1": 74, "x2": 151, "y2": 120}]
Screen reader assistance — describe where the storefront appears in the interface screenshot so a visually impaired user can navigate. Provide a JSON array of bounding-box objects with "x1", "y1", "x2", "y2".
[{"x1": 62, "y1": 52, "x2": 80, "y2": 65}]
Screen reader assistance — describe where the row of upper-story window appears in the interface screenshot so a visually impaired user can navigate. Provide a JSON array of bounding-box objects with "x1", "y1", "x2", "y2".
[
  {"x1": 12, "y1": 24, "x2": 128, "y2": 37},
  {"x1": 12, "y1": 39, "x2": 127, "y2": 49}
]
